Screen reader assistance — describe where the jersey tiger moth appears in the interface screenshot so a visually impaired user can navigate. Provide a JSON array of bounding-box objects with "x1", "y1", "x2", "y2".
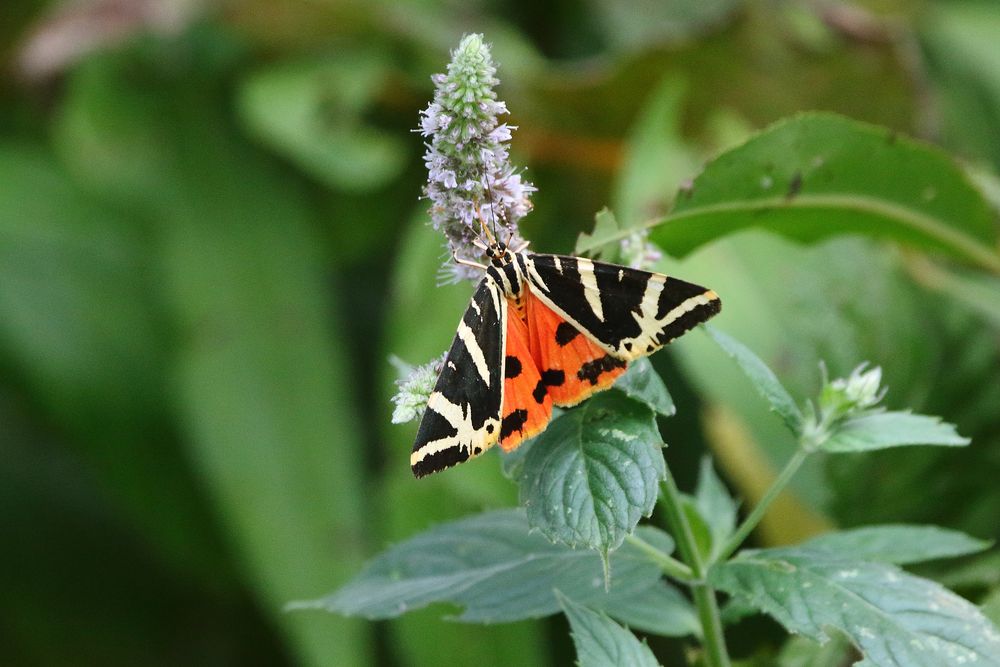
[{"x1": 410, "y1": 240, "x2": 721, "y2": 477}]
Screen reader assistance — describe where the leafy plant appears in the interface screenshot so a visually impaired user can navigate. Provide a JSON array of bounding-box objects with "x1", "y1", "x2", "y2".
[{"x1": 300, "y1": 34, "x2": 1000, "y2": 667}]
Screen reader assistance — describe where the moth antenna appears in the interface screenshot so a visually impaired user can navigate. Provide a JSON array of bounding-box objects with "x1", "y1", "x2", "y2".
[
  {"x1": 479, "y1": 162, "x2": 500, "y2": 245},
  {"x1": 476, "y1": 205, "x2": 497, "y2": 245}
]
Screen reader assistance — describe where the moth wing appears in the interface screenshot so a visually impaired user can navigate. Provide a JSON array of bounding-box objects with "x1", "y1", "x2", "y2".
[
  {"x1": 521, "y1": 253, "x2": 721, "y2": 362},
  {"x1": 411, "y1": 278, "x2": 506, "y2": 478},
  {"x1": 524, "y1": 290, "x2": 627, "y2": 407},
  {"x1": 497, "y1": 300, "x2": 553, "y2": 450}
]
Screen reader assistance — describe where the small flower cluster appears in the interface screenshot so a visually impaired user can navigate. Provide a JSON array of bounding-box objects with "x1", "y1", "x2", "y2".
[
  {"x1": 418, "y1": 33, "x2": 534, "y2": 282},
  {"x1": 390, "y1": 354, "x2": 445, "y2": 424},
  {"x1": 802, "y1": 363, "x2": 886, "y2": 448},
  {"x1": 619, "y1": 229, "x2": 663, "y2": 270}
]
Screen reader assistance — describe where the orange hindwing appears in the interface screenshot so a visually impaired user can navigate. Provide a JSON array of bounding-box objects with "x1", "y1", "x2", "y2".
[
  {"x1": 525, "y1": 289, "x2": 627, "y2": 408},
  {"x1": 499, "y1": 299, "x2": 553, "y2": 451}
]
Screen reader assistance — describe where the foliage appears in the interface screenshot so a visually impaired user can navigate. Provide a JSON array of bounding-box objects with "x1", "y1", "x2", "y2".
[{"x1": 2, "y1": 1, "x2": 1000, "y2": 666}]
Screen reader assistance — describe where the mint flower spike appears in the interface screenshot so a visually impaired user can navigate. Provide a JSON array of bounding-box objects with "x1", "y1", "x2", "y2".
[{"x1": 419, "y1": 33, "x2": 535, "y2": 282}]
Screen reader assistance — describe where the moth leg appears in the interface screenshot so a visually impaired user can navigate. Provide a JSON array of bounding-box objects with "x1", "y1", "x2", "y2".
[{"x1": 452, "y1": 250, "x2": 487, "y2": 270}]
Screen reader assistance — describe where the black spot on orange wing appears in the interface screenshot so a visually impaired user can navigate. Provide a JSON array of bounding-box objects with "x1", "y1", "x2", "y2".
[
  {"x1": 532, "y1": 380, "x2": 547, "y2": 404},
  {"x1": 532, "y1": 369, "x2": 566, "y2": 403},
  {"x1": 540, "y1": 369, "x2": 565, "y2": 387},
  {"x1": 505, "y1": 355, "x2": 522, "y2": 378},
  {"x1": 555, "y1": 322, "x2": 580, "y2": 346},
  {"x1": 500, "y1": 409, "x2": 529, "y2": 440},
  {"x1": 578, "y1": 355, "x2": 627, "y2": 385}
]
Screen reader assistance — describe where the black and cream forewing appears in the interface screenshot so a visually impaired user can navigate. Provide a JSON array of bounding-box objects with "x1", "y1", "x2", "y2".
[
  {"x1": 520, "y1": 253, "x2": 721, "y2": 361},
  {"x1": 410, "y1": 277, "x2": 507, "y2": 477}
]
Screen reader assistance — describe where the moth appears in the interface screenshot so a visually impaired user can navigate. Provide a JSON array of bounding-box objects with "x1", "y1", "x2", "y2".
[{"x1": 410, "y1": 231, "x2": 721, "y2": 478}]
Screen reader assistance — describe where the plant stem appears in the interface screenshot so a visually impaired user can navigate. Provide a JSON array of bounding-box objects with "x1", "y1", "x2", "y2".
[
  {"x1": 692, "y1": 583, "x2": 729, "y2": 666},
  {"x1": 660, "y1": 466, "x2": 731, "y2": 667},
  {"x1": 624, "y1": 533, "x2": 694, "y2": 582},
  {"x1": 717, "y1": 448, "x2": 811, "y2": 562}
]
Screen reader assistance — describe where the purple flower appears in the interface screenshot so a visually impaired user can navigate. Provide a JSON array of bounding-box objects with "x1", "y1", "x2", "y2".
[{"x1": 418, "y1": 33, "x2": 535, "y2": 282}]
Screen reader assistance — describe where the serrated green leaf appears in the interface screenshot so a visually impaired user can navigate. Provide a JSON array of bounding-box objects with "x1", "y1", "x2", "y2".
[
  {"x1": 557, "y1": 592, "x2": 661, "y2": 667},
  {"x1": 705, "y1": 326, "x2": 803, "y2": 434},
  {"x1": 711, "y1": 547, "x2": 1000, "y2": 667},
  {"x1": 823, "y1": 410, "x2": 969, "y2": 452},
  {"x1": 520, "y1": 392, "x2": 666, "y2": 553},
  {"x1": 801, "y1": 525, "x2": 991, "y2": 565},
  {"x1": 614, "y1": 358, "x2": 676, "y2": 417},
  {"x1": 693, "y1": 457, "x2": 738, "y2": 561},
  {"x1": 295, "y1": 509, "x2": 674, "y2": 625},
  {"x1": 649, "y1": 113, "x2": 1000, "y2": 273}
]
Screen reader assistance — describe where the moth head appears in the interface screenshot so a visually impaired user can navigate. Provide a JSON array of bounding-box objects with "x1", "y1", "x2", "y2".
[{"x1": 486, "y1": 241, "x2": 511, "y2": 267}]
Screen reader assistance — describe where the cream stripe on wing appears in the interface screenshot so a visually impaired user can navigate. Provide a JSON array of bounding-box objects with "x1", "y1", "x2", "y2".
[
  {"x1": 576, "y1": 258, "x2": 605, "y2": 322},
  {"x1": 456, "y1": 321, "x2": 491, "y2": 386}
]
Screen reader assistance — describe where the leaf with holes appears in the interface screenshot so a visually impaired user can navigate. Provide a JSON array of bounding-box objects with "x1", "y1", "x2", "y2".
[{"x1": 644, "y1": 113, "x2": 1000, "y2": 273}]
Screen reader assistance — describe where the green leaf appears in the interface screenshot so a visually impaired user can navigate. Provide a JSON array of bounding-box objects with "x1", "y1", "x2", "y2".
[
  {"x1": 575, "y1": 207, "x2": 627, "y2": 260},
  {"x1": 705, "y1": 326, "x2": 803, "y2": 434},
  {"x1": 778, "y1": 633, "x2": 853, "y2": 667},
  {"x1": 600, "y1": 579, "x2": 699, "y2": 638},
  {"x1": 650, "y1": 113, "x2": 1000, "y2": 273},
  {"x1": 237, "y1": 52, "x2": 406, "y2": 191},
  {"x1": 693, "y1": 457, "x2": 738, "y2": 561},
  {"x1": 614, "y1": 358, "x2": 676, "y2": 417},
  {"x1": 982, "y1": 588, "x2": 1000, "y2": 630},
  {"x1": 823, "y1": 410, "x2": 969, "y2": 452},
  {"x1": 504, "y1": 361, "x2": 672, "y2": 484},
  {"x1": 711, "y1": 547, "x2": 1000, "y2": 667},
  {"x1": 557, "y1": 592, "x2": 660, "y2": 667},
  {"x1": 520, "y1": 392, "x2": 666, "y2": 553},
  {"x1": 801, "y1": 525, "x2": 991, "y2": 565},
  {"x1": 295, "y1": 509, "x2": 675, "y2": 626}
]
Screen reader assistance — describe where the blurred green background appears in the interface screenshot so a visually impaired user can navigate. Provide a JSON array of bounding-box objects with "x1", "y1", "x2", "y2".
[{"x1": 2, "y1": 0, "x2": 999, "y2": 665}]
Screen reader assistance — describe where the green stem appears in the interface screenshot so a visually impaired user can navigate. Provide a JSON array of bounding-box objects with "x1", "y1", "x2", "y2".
[
  {"x1": 692, "y1": 583, "x2": 729, "y2": 666},
  {"x1": 659, "y1": 466, "x2": 731, "y2": 667},
  {"x1": 716, "y1": 448, "x2": 811, "y2": 562},
  {"x1": 624, "y1": 533, "x2": 694, "y2": 582}
]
